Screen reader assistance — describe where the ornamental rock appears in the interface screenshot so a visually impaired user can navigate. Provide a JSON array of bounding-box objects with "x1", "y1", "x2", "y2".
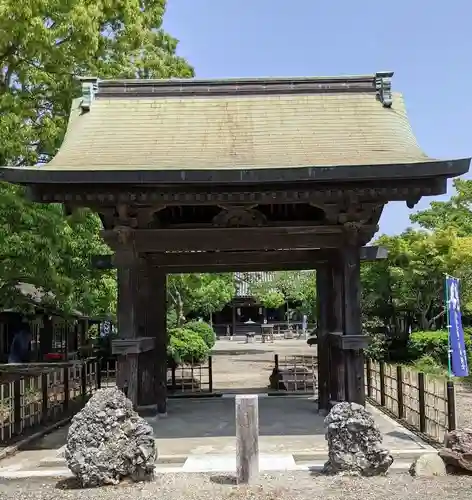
[
  {"x1": 65, "y1": 387, "x2": 157, "y2": 487},
  {"x1": 322, "y1": 402, "x2": 393, "y2": 476}
]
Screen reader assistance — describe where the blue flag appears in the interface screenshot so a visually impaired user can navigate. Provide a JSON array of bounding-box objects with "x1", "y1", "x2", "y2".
[{"x1": 447, "y1": 277, "x2": 469, "y2": 377}]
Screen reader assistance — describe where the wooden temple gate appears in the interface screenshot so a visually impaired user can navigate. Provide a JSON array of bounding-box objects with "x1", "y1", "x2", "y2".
[{"x1": 1, "y1": 73, "x2": 469, "y2": 415}]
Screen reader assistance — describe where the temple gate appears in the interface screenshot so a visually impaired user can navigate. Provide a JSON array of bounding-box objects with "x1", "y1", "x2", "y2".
[{"x1": 1, "y1": 72, "x2": 469, "y2": 414}]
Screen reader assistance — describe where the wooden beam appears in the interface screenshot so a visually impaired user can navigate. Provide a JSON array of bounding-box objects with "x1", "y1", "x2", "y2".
[
  {"x1": 102, "y1": 225, "x2": 378, "y2": 253},
  {"x1": 92, "y1": 246, "x2": 387, "y2": 272}
]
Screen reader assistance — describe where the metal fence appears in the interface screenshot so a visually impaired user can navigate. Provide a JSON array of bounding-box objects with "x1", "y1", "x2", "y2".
[
  {"x1": 0, "y1": 358, "x2": 100, "y2": 444},
  {"x1": 274, "y1": 354, "x2": 317, "y2": 394},
  {"x1": 365, "y1": 359, "x2": 456, "y2": 444}
]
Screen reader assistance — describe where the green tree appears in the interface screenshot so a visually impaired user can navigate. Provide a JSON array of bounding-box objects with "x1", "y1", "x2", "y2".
[
  {"x1": 167, "y1": 274, "x2": 234, "y2": 326},
  {"x1": 362, "y1": 228, "x2": 472, "y2": 333},
  {"x1": 0, "y1": 0, "x2": 193, "y2": 316},
  {"x1": 250, "y1": 271, "x2": 316, "y2": 321},
  {"x1": 410, "y1": 179, "x2": 472, "y2": 235},
  {"x1": 0, "y1": 0, "x2": 193, "y2": 166}
]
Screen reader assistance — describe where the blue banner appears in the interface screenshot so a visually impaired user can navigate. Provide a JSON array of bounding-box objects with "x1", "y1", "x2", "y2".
[{"x1": 447, "y1": 277, "x2": 469, "y2": 377}]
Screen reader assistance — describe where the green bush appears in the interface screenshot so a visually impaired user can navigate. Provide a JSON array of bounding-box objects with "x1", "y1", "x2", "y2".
[
  {"x1": 411, "y1": 355, "x2": 447, "y2": 377},
  {"x1": 167, "y1": 327, "x2": 209, "y2": 365},
  {"x1": 407, "y1": 330, "x2": 472, "y2": 366},
  {"x1": 364, "y1": 332, "x2": 389, "y2": 361},
  {"x1": 183, "y1": 321, "x2": 216, "y2": 349}
]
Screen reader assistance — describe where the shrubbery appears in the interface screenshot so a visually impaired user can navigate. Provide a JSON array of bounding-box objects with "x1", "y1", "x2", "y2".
[
  {"x1": 184, "y1": 321, "x2": 216, "y2": 349},
  {"x1": 167, "y1": 327, "x2": 209, "y2": 365},
  {"x1": 365, "y1": 329, "x2": 472, "y2": 375}
]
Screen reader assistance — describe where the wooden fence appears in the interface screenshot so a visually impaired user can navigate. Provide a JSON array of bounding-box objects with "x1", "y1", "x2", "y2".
[
  {"x1": 0, "y1": 358, "x2": 100, "y2": 444},
  {"x1": 365, "y1": 359, "x2": 456, "y2": 444},
  {"x1": 99, "y1": 357, "x2": 213, "y2": 395}
]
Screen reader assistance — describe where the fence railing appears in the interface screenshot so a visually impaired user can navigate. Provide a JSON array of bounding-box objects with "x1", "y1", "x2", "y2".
[
  {"x1": 365, "y1": 359, "x2": 455, "y2": 444},
  {"x1": 273, "y1": 354, "x2": 318, "y2": 394},
  {"x1": 0, "y1": 358, "x2": 100, "y2": 444},
  {"x1": 168, "y1": 357, "x2": 213, "y2": 394},
  {"x1": 99, "y1": 356, "x2": 213, "y2": 395}
]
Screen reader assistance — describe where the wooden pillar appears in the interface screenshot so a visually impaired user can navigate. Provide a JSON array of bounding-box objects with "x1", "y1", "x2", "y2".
[
  {"x1": 115, "y1": 249, "x2": 139, "y2": 406},
  {"x1": 341, "y1": 245, "x2": 365, "y2": 406},
  {"x1": 316, "y1": 263, "x2": 331, "y2": 411},
  {"x1": 328, "y1": 254, "x2": 346, "y2": 403},
  {"x1": 137, "y1": 257, "x2": 155, "y2": 407},
  {"x1": 232, "y1": 303, "x2": 236, "y2": 337},
  {"x1": 148, "y1": 269, "x2": 168, "y2": 415}
]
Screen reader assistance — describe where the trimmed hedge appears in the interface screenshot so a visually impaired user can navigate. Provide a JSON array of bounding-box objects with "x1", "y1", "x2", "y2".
[
  {"x1": 167, "y1": 327, "x2": 209, "y2": 365},
  {"x1": 184, "y1": 321, "x2": 216, "y2": 349}
]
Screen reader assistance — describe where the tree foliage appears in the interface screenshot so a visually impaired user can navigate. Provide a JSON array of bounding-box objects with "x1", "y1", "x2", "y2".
[
  {"x1": 167, "y1": 274, "x2": 235, "y2": 326},
  {"x1": 0, "y1": 0, "x2": 193, "y2": 316},
  {"x1": 363, "y1": 179, "x2": 472, "y2": 339},
  {"x1": 0, "y1": 0, "x2": 193, "y2": 166},
  {"x1": 250, "y1": 271, "x2": 316, "y2": 320}
]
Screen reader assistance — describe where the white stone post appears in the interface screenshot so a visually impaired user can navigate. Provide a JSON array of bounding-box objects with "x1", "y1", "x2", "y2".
[{"x1": 235, "y1": 394, "x2": 259, "y2": 483}]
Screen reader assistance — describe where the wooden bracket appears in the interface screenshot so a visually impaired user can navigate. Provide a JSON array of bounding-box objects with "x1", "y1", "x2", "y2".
[
  {"x1": 112, "y1": 337, "x2": 156, "y2": 355},
  {"x1": 328, "y1": 331, "x2": 370, "y2": 350}
]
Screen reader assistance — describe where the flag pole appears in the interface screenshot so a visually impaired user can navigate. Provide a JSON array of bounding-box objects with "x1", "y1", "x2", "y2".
[{"x1": 445, "y1": 274, "x2": 453, "y2": 378}]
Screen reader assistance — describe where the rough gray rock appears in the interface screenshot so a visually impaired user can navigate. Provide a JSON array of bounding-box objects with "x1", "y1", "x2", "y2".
[
  {"x1": 322, "y1": 402, "x2": 393, "y2": 476},
  {"x1": 439, "y1": 428, "x2": 472, "y2": 473},
  {"x1": 409, "y1": 453, "x2": 447, "y2": 477},
  {"x1": 64, "y1": 387, "x2": 157, "y2": 487}
]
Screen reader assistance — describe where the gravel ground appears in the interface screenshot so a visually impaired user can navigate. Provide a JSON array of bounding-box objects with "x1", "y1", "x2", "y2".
[
  {"x1": 1, "y1": 472, "x2": 472, "y2": 500},
  {"x1": 455, "y1": 383, "x2": 472, "y2": 429}
]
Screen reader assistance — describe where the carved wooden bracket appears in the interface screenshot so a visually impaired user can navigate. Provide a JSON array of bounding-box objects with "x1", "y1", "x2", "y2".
[
  {"x1": 212, "y1": 205, "x2": 267, "y2": 227},
  {"x1": 323, "y1": 203, "x2": 383, "y2": 226},
  {"x1": 98, "y1": 204, "x2": 167, "y2": 230}
]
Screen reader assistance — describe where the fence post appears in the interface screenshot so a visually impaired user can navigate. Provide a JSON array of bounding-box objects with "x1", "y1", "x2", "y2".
[
  {"x1": 81, "y1": 361, "x2": 87, "y2": 402},
  {"x1": 366, "y1": 359, "x2": 372, "y2": 397},
  {"x1": 396, "y1": 365, "x2": 404, "y2": 419},
  {"x1": 418, "y1": 372, "x2": 426, "y2": 433},
  {"x1": 41, "y1": 373, "x2": 49, "y2": 423},
  {"x1": 170, "y1": 364, "x2": 177, "y2": 393},
  {"x1": 274, "y1": 354, "x2": 279, "y2": 371},
  {"x1": 13, "y1": 379, "x2": 22, "y2": 436},
  {"x1": 96, "y1": 358, "x2": 102, "y2": 390},
  {"x1": 379, "y1": 362, "x2": 386, "y2": 407},
  {"x1": 63, "y1": 366, "x2": 69, "y2": 412},
  {"x1": 208, "y1": 356, "x2": 213, "y2": 393},
  {"x1": 446, "y1": 380, "x2": 456, "y2": 431}
]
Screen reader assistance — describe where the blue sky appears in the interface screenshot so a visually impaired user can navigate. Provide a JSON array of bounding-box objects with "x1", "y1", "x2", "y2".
[{"x1": 163, "y1": 0, "x2": 471, "y2": 236}]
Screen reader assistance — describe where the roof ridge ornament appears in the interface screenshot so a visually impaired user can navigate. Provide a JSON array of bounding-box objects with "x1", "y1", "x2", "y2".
[
  {"x1": 375, "y1": 71, "x2": 394, "y2": 108},
  {"x1": 79, "y1": 76, "x2": 99, "y2": 112}
]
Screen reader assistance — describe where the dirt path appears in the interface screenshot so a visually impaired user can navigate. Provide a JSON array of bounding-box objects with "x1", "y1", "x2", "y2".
[{"x1": 211, "y1": 338, "x2": 314, "y2": 392}]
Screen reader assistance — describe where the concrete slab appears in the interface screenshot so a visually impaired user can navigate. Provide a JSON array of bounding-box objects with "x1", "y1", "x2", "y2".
[{"x1": 182, "y1": 454, "x2": 296, "y2": 473}]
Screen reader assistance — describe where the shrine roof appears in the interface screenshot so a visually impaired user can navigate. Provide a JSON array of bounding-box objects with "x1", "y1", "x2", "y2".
[{"x1": 1, "y1": 72, "x2": 469, "y2": 184}]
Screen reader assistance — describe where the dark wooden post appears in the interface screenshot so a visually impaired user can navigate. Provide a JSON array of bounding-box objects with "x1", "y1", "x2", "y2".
[
  {"x1": 148, "y1": 269, "x2": 168, "y2": 415},
  {"x1": 114, "y1": 246, "x2": 139, "y2": 406},
  {"x1": 137, "y1": 257, "x2": 154, "y2": 407},
  {"x1": 232, "y1": 303, "x2": 236, "y2": 337},
  {"x1": 446, "y1": 380, "x2": 456, "y2": 431},
  {"x1": 328, "y1": 255, "x2": 346, "y2": 403},
  {"x1": 418, "y1": 372, "x2": 426, "y2": 433},
  {"x1": 397, "y1": 365, "x2": 404, "y2": 419},
  {"x1": 341, "y1": 244, "x2": 366, "y2": 406},
  {"x1": 316, "y1": 262, "x2": 331, "y2": 411}
]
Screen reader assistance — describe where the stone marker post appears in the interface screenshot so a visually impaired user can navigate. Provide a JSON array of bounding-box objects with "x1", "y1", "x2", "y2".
[{"x1": 235, "y1": 394, "x2": 259, "y2": 484}]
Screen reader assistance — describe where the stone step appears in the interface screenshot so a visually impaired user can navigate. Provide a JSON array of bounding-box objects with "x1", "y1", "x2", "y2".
[
  {"x1": 38, "y1": 448, "x2": 436, "y2": 470},
  {"x1": 0, "y1": 459, "x2": 418, "y2": 480}
]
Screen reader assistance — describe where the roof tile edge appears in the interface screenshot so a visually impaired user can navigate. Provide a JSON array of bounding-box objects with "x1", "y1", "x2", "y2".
[{"x1": 87, "y1": 72, "x2": 394, "y2": 99}]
